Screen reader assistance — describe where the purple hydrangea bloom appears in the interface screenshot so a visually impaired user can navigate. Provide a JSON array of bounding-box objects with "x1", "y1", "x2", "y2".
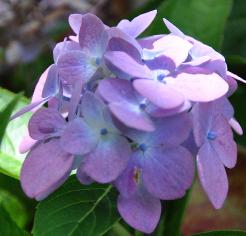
[{"x1": 12, "y1": 10, "x2": 245, "y2": 234}]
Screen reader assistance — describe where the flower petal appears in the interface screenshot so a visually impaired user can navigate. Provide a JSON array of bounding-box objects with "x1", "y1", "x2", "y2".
[
  {"x1": 166, "y1": 72, "x2": 229, "y2": 102},
  {"x1": 84, "y1": 134, "x2": 131, "y2": 183},
  {"x1": 28, "y1": 108, "x2": 66, "y2": 140},
  {"x1": 118, "y1": 190, "x2": 161, "y2": 234},
  {"x1": 143, "y1": 146, "x2": 194, "y2": 199},
  {"x1": 229, "y1": 118, "x2": 243, "y2": 135},
  {"x1": 104, "y1": 51, "x2": 152, "y2": 79},
  {"x1": 68, "y1": 14, "x2": 83, "y2": 34},
  {"x1": 76, "y1": 163, "x2": 94, "y2": 185},
  {"x1": 133, "y1": 79, "x2": 184, "y2": 110},
  {"x1": 20, "y1": 139, "x2": 74, "y2": 200},
  {"x1": 163, "y1": 18, "x2": 185, "y2": 38},
  {"x1": 117, "y1": 10, "x2": 157, "y2": 38},
  {"x1": 143, "y1": 35, "x2": 192, "y2": 67},
  {"x1": 79, "y1": 13, "x2": 107, "y2": 55},
  {"x1": 57, "y1": 50, "x2": 96, "y2": 85},
  {"x1": 19, "y1": 134, "x2": 37, "y2": 154},
  {"x1": 197, "y1": 142, "x2": 228, "y2": 209},
  {"x1": 60, "y1": 118, "x2": 98, "y2": 155},
  {"x1": 211, "y1": 115, "x2": 237, "y2": 168},
  {"x1": 81, "y1": 92, "x2": 117, "y2": 131}
]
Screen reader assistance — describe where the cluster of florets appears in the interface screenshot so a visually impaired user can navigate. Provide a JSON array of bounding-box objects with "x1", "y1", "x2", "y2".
[{"x1": 13, "y1": 10, "x2": 244, "y2": 233}]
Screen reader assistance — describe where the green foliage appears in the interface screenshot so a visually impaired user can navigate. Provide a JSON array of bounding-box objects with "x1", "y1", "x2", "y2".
[
  {"x1": 0, "y1": 204, "x2": 29, "y2": 236},
  {"x1": 145, "y1": 0, "x2": 233, "y2": 51},
  {"x1": 0, "y1": 93, "x2": 21, "y2": 145},
  {"x1": 193, "y1": 231, "x2": 246, "y2": 236},
  {"x1": 33, "y1": 176, "x2": 120, "y2": 236},
  {"x1": 223, "y1": 0, "x2": 246, "y2": 59},
  {"x1": 0, "y1": 189, "x2": 29, "y2": 229},
  {"x1": 0, "y1": 88, "x2": 30, "y2": 179}
]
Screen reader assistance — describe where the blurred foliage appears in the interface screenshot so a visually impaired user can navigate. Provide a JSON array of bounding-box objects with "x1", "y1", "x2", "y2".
[{"x1": 0, "y1": 88, "x2": 30, "y2": 179}]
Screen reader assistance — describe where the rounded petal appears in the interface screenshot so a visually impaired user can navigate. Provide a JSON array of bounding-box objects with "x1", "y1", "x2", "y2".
[
  {"x1": 109, "y1": 103, "x2": 155, "y2": 131},
  {"x1": 20, "y1": 139, "x2": 74, "y2": 200},
  {"x1": 118, "y1": 191, "x2": 161, "y2": 234},
  {"x1": 53, "y1": 41, "x2": 81, "y2": 63},
  {"x1": 229, "y1": 118, "x2": 243, "y2": 136},
  {"x1": 104, "y1": 51, "x2": 152, "y2": 79},
  {"x1": 19, "y1": 134, "x2": 37, "y2": 154},
  {"x1": 166, "y1": 72, "x2": 229, "y2": 102},
  {"x1": 117, "y1": 10, "x2": 157, "y2": 38},
  {"x1": 211, "y1": 115, "x2": 237, "y2": 168},
  {"x1": 84, "y1": 134, "x2": 131, "y2": 183},
  {"x1": 133, "y1": 79, "x2": 184, "y2": 110},
  {"x1": 76, "y1": 164, "x2": 94, "y2": 185},
  {"x1": 57, "y1": 50, "x2": 96, "y2": 85},
  {"x1": 143, "y1": 35, "x2": 192, "y2": 66},
  {"x1": 79, "y1": 13, "x2": 106, "y2": 55},
  {"x1": 60, "y1": 118, "x2": 98, "y2": 155},
  {"x1": 68, "y1": 14, "x2": 83, "y2": 34},
  {"x1": 81, "y1": 92, "x2": 117, "y2": 131},
  {"x1": 197, "y1": 142, "x2": 228, "y2": 209},
  {"x1": 143, "y1": 146, "x2": 195, "y2": 199}
]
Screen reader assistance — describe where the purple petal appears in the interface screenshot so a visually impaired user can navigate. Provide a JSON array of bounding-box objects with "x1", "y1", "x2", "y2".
[
  {"x1": 197, "y1": 142, "x2": 228, "y2": 209},
  {"x1": 42, "y1": 64, "x2": 58, "y2": 98},
  {"x1": 125, "y1": 113, "x2": 191, "y2": 147},
  {"x1": 229, "y1": 118, "x2": 243, "y2": 135},
  {"x1": 19, "y1": 134, "x2": 37, "y2": 154},
  {"x1": 79, "y1": 13, "x2": 106, "y2": 55},
  {"x1": 104, "y1": 51, "x2": 152, "y2": 79},
  {"x1": 163, "y1": 18, "x2": 185, "y2": 38},
  {"x1": 138, "y1": 35, "x2": 163, "y2": 49},
  {"x1": 68, "y1": 14, "x2": 83, "y2": 34},
  {"x1": 53, "y1": 41, "x2": 81, "y2": 63},
  {"x1": 20, "y1": 139, "x2": 74, "y2": 200},
  {"x1": 147, "y1": 100, "x2": 191, "y2": 118},
  {"x1": 76, "y1": 164, "x2": 94, "y2": 185},
  {"x1": 28, "y1": 108, "x2": 66, "y2": 140},
  {"x1": 133, "y1": 79, "x2": 184, "y2": 110},
  {"x1": 118, "y1": 191, "x2": 161, "y2": 234},
  {"x1": 11, "y1": 97, "x2": 50, "y2": 120},
  {"x1": 81, "y1": 92, "x2": 117, "y2": 131},
  {"x1": 143, "y1": 35, "x2": 192, "y2": 67},
  {"x1": 211, "y1": 115, "x2": 237, "y2": 168},
  {"x1": 227, "y1": 71, "x2": 246, "y2": 84},
  {"x1": 117, "y1": 10, "x2": 157, "y2": 38},
  {"x1": 143, "y1": 146, "x2": 194, "y2": 199},
  {"x1": 60, "y1": 118, "x2": 98, "y2": 155},
  {"x1": 166, "y1": 72, "x2": 229, "y2": 102},
  {"x1": 107, "y1": 27, "x2": 142, "y2": 60},
  {"x1": 145, "y1": 55, "x2": 176, "y2": 71},
  {"x1": 57, "y1": 50, "x2": 96, "y2": 85},
  {"x1": 84, "y1": 134, "x2": 131, "y2": 183},
  {"x1": 225, "y1": 73, "x2": 238, "y2": 96},
  {"x1": 109, "y1": 103, "x2": 155, "y2": 131},
  {"x1": 98, "y1": 79, "x2": 155, "y2": 131}
]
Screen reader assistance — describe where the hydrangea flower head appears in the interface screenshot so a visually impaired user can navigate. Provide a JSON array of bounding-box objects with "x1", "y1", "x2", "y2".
[{"x1": 12, "y1": 10, "x2": 245, "y2": 233}]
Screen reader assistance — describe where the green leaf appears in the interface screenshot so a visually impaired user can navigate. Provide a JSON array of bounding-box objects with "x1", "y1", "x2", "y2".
[
  {"x1": 0, "y1": 93, "x2": 21, "y2": 145},
  {"x1": 0, "y1": 189, "x2": 29, "y2": 229},
  {"x1": 0, "y1": 88, "x2": 30, "y2": 179},
  {"x1": 192, "y1": 230, "x2": 246, "y2": 236},
  {"x1": 33, "y1": 176, "x2": 120, "y2": 236},
  {"x1": 154, "y1": 188, "x2": 191, "y2": 236},
  {"x1": 0, "y1": 204, "x2": 29, "y2": 236},
  {"x1": 223, "y1": 0, "x2": 246, "y2": 59},
  {"x1": 145, "y1": 0, "x2": 233, "y2": 50}
]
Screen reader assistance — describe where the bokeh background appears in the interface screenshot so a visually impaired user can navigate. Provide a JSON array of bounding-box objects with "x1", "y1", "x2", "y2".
[{"x1": 0, "y1": 0, "x2": 245, "y2": 235}]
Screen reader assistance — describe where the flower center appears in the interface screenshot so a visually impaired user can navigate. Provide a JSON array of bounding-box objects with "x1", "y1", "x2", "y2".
[
  {"x1": 207, "y1": 131, "x2": 217, "y2": 140},
  {"x1": 133, "y1": 167, "x2": 142, "y2": 184},
  {"x1": 100, "y1": 128, "x2": 108, "y2": 135},
  {"x1": 139, "y1": 103, "x2": 146, "y2": 111},
  {"x1": 157, "y1": 74, "x2": 166, "y2": 82},
  {"x1": 139, "y1": 143, "x2": 147, "y2": 152},
  {"x1": 95, "y1": 57, "x2": 101, "y2": 66}
]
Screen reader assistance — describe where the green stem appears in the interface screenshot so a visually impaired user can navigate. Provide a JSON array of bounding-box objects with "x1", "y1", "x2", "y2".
[
  {"x1": 111, "y1": 222, "x2": 132, "y2": 236},
  {"x1": 153, "y1": 187, "x2": 193, "y2": 236}
]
